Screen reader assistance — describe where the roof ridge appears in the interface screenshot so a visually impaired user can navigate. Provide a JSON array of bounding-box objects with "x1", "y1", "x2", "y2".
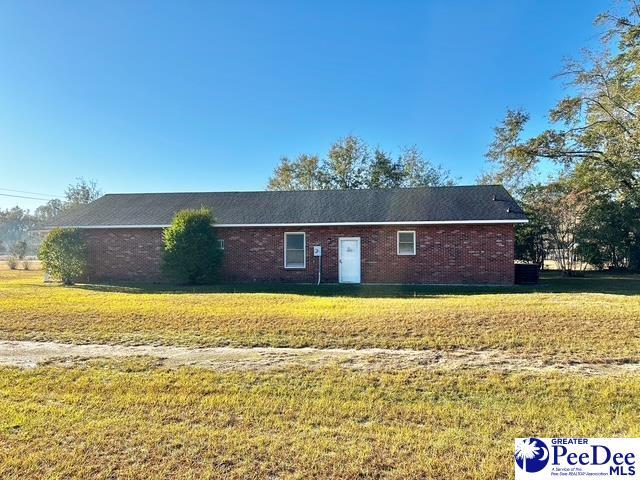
[{"x1": 100, "y1": 184, "x2": 503, "y2": 196}]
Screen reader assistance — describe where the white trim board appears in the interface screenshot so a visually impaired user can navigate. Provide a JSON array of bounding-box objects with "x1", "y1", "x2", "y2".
[{"x1": 48, "y1": 219, "x2": 528, "y2": 229}]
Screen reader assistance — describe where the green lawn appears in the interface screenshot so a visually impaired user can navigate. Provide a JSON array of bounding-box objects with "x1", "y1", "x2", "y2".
[{"x1": 0, "y1": 270, "x2": 638, "y2": 362}]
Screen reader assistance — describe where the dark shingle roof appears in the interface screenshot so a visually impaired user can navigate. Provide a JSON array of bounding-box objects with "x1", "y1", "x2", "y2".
[{"x1": 44, "y1": 185, "x2": 527, "y2": 228}]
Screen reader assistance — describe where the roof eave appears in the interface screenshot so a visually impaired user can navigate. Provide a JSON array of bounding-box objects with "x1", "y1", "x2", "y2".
[{"x1": 40, "y1": 219, "x2": 529, "y2": 230}]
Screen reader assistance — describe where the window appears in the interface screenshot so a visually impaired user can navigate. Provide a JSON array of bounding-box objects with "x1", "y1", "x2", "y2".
[
  {"x1": 284, "y1": 232, "x2": 306, "y2": 268},
  {"x1": 217, "y1": 239, "x2": 224, "y2": 250},
  {"x1": 397, "y1": 231, "x2": 416, "y2": 255}
]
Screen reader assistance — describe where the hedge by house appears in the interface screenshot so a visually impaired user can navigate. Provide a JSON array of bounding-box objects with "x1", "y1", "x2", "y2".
[
  {"x1": 38, "y1": 228, "x2": 88, "y2": 285},
  {"x1": 161, "y1": 208, "x2": 222, "y2": 285}
]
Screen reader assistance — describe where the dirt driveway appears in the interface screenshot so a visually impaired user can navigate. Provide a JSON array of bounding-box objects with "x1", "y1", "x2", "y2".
[{"x1": 0, "y1": 340, "x2": 638, "y2": 375}]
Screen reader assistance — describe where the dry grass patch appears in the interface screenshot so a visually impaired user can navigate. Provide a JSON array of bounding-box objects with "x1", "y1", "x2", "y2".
[
  {"x1": 0, "y1": 260, "x2": 41, "y2": 271},
  {"x1": 0, "y1": 270, "x2": 639, "y2": 362},
  {"x1": 0, "y1": 362, "x2": 639, "y2": 479}
]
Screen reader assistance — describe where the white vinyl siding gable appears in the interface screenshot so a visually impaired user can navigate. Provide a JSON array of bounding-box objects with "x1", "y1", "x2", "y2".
[
  {"x1": 397, "y1": 231, "x2": 416, "y2": 255},
  {"x1": 284, "y1": 232, "x2": 306, "y2": 268}
]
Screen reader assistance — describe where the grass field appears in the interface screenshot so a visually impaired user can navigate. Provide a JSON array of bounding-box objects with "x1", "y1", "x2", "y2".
[
  {"x1": 0, "y1": 270, "x2": 638, "y2": 362},
  {"x1": 0, "y1": 269, "x2": 639, "y2": 478},
  {"x1": 1, "y1": 361, "x2": 639, "y2": 479}
]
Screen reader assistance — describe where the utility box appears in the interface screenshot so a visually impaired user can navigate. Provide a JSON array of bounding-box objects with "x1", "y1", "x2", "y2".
[
  {"x1": 514, "y1": 263, "x2": 539, "y2": 284},
  {"x1": 313, "y1": 246, "x2": 322, "y2": 257}
]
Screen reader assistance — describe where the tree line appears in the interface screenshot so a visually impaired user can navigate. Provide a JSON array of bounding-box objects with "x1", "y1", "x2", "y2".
[
  {"x1": 267, "y1": 135, "x2": 456, "y2": 191},
  {"x1": 0, "y1": 179, "x2": 101, "y2": 263},
  {"x1": 482, "y1": 0, "x2": 639, "y2": 273}
]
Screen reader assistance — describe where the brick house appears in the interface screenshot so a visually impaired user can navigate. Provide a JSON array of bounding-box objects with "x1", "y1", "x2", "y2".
[{"x1": 45, "y1": 185, "x2": 528, "y2": 285}]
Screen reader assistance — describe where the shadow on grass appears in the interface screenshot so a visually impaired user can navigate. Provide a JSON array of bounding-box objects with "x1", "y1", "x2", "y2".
[{"x1": 71, "y1": 272, "x2": 640, "y2": 297}]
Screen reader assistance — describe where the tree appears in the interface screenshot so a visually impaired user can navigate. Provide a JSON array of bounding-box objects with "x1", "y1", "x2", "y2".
[
  {"x1": 267, "y1": 136, "x2": 456, "y2": 191},
  {"x1": 38, "y1": 228, "x2": 88, "y2": 285},
  {"x1": 10, "y1": 240, "x2": 28, "y2": 271},
  {"x1": 483, "y1": 1, "x2": 640, "y2": 270},
  {"x1": 65, "y1": 178, "x2": 102, "y2": 207},
  {"x1": 575, "y1": 198, "x2": 635, "y2": 269},
  {"x1": 267, "y1": 155, "x2": 322, "y2": 191},
  {"x1": 323, "y1": 135, "x2": 369, "y2": 189},
  {"x1": 294, "y1": 154, "x2": 322, "y2": 190},
  {"x1": 514, "y1": 185, "x2": 549, "y2": 266},
  {"x1": 10, "y1": 240, "x2": 27, "y2": 260},
  {"x1": 367, "y1": 149, "x2": 404, "y2": 188},
  {"x1": 529, "y1": 181, "x2": 589, "y2": 275},
  {"x1": 161, "y1": 208, "x2": 222, "y2": 285},
  {"x1": 35, "y1": 199, "x2": 65, "y2": 222},
  {"x1": 399, "y1": 146, "x2": 455, "y2": 187},
  {"x1": 0, "y1": 207, "x2": 37, "y2": 252},
  {"x1": 267, "y1": 157, "x2": 297, "y2": 191},
  {"x1": 0, "y1": 179, "x2": 102, "y2": 261}
]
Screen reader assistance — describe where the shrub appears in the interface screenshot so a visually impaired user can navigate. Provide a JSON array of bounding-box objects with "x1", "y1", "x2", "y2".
[
  {"x1": 38, "y1": 228, "x2": 88, "y2": 285},
  {"x1": 22, "y1": 259, "x2": 30, "y2": 270},
  {"x1": 10, "y1": 240, "x2": 27, "y2": 260},
  {"x1": 6, "y1": 256, "x2": 17, "y2": 270},
  {"x1": 161, "y1": 208, "x2": 222, "y2": 285}
]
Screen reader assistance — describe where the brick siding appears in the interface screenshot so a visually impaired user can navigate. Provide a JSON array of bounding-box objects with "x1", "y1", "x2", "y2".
[
  {"x1": 81, "y1": 228, "x2": 165, "y2": 282},
  {"x1": 81, "y1": 224, "x2": 515, "y2": 284}
]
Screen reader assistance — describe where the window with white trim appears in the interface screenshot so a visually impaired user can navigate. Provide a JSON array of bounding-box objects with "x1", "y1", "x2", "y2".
[
  {"x1": 217, "y1": 239, "x2": 224, "y2": 250},
  {"x1": 397, "y1": 231, "x2": 416, "y2": 255},
  {"x1": 284, "y1": 232, "x2": 306, "y2": 268}
]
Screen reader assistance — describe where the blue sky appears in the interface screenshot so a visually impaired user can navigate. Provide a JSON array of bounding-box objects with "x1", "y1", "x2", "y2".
[{"x1": 0, "y1": 0, "x2": 605, "y2": 210}]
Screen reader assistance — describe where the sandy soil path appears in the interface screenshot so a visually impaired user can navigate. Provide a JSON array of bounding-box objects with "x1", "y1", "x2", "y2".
[{"x1": 0, "y1": 340, "x2": 638, "y2": 375}]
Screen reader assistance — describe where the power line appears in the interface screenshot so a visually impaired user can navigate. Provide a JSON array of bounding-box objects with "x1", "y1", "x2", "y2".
[
  {"x1": 0, "y1": 187, "x2": 63, "y2": 198},
  {"x1": 0, "y1": 193, "x2": 56, "y2": 201}
]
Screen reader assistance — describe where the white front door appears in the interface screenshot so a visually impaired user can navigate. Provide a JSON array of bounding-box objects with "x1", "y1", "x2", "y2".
[{"x1": 339, "y1": 237, "x2": 361, "y2": 283}]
